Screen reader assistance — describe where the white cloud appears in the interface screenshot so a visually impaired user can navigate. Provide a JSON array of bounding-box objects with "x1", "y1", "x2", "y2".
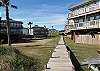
[{"x1": 1, "y1": 4, "x2": 67, "y2": 30}]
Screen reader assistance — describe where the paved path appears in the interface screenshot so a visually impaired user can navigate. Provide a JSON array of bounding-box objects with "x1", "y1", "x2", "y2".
[{"x1": 44, "y1": 36, "x2": 74, "y2": 71}]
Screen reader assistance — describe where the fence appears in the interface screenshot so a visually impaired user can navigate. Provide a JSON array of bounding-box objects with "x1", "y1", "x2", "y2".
[{"x1": 75, "y1": 34, "x2": 100, "y2": 45}]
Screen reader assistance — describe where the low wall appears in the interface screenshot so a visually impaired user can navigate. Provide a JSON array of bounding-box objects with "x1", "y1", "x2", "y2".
[{"x1": 75, "y1": 34, "x2": 100, "y2": 45}]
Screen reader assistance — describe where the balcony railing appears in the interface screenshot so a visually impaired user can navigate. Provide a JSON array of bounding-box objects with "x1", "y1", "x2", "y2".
[
  {"x1": 73, "y1": 19, "x2": 100, "y2": 30},
  {"x1": 0, "y1": 28, "x2": 23, "y2": 34},
  {"x1": 68, "y1": 7, "x2": 100, "y2": 19}
]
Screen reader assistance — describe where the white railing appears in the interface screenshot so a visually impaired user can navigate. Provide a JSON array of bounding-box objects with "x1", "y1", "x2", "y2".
[
  {"x1": 73, "y1": 19, "x2": 100, "y2": 30},
  {"x1": 68, "y1": 8, "x2": 100, "y2": 19}
]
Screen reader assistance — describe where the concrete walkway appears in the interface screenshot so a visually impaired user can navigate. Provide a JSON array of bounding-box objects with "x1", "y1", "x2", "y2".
[{"x1": 44, "y1": 36, "x2": 74, "y2": 71}]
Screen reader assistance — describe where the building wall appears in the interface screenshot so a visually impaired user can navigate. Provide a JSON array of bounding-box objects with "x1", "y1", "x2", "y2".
[
  {"x1": 0, "y1": 19, "x2": 23, "y2": 35},
  {"x1": 0, "y1": 19, "x2": 23, "y2": 40},
  {"x1": 67, "y1": 0, "x2": 100, "y2": 30},
  {"x1": 29, "y1": 29, "x2": 33, "y2": 35},
  {"x1": 68, "y1": 0, "x2": 100, "y2": 18},
  {"x1": 32, "y1": 26, "x2": 48, "y2": 37},
  {"x1": 75, "y1": 34, "x2": 100, "y2": 45},
  {"x1": 22, "y1": 28, "x2": 29, "y2": 35},
  {"x1": 66, "y1": 0, "x2": 100, "y2": 45}
]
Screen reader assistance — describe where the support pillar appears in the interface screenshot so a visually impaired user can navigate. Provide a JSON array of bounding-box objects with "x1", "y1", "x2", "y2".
[{"x1": 71, "y1": 31, "x2": 76, "y2": 42}]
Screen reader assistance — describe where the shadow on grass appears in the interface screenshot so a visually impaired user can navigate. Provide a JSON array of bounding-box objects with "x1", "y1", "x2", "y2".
[
  {"x1": 1, "y1": 38, "x2": 45, "y2": 44},
  {"x1": 13, "y1": 39, "x2": 33, "y2": 43},
  {"x1": 23, "y1": 44, "x2": 41, "y2": 47},
  {"x1": 0, "y1": 38, "x2": 33, "y2": 44}
]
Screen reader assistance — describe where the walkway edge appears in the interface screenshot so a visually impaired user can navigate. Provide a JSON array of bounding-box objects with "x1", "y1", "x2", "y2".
[{"x1": 44, "y1": 36, "x2": 75, "y2": 71}]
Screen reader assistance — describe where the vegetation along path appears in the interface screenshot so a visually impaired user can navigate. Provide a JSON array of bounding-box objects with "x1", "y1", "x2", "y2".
[{"x1": 44, "y1": 36, "x2": 74, "y2": 71}]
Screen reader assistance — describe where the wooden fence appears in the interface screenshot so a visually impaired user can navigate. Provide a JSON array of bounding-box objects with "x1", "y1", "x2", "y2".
[{"x1": 75, "y1": 34, "x2": 100, "y2": 45}]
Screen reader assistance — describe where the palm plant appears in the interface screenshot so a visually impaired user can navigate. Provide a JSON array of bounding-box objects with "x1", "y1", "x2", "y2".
[
  {"x1": 0, "y1": 0, "x2": 17, "y2": 46},
  {"x1": 28, "y1": 22, "x2": 33, "y2": 34},
  {"x1": 52, "y1": 26, "x2": 53, "y2": 29}
]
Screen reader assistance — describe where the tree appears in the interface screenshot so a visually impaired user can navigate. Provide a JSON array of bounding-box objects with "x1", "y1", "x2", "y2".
[
  {"x1": 52, "y1": 26, "x2": 53, "y2": 29},
  {"x1": 0, "y1": 0, "x2": 17, "y2": 46},
  {"x1": 28, "y1": 22, "x2": 33, "y2": 35}
]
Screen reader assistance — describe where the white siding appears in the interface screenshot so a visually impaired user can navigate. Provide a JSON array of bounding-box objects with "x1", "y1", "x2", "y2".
[
  {"x1": 22, "y1": 29, "x2": 29, "y2": 35},
  {"x1": 99, "y1": 1, "x2": 100, "y2": 9},
  {"x1": 69, "y1": 20, "x2": 74, "y2": 25},
  {"x1": 29, "y1": 29, "x2": 33, "y2": 35}
]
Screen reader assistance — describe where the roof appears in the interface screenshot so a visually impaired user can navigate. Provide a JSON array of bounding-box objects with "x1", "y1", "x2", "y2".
[
  {"x1": 32, "y1": 25, "x2": 48, "y2": 29},
  {"x1": 32, "y1": 26, "x2": 45, "y2": 29},
  {"x1": 69, "y1": 0, "x2": 99, "y2": 11},
  {"x1": 1, "y1": 19, "x2": 23, "y2": 24}
]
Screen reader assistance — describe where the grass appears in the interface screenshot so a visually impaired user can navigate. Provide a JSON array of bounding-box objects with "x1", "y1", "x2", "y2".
[
  {"x1": 48, "y1": 31, "x2": 59, "y2": 37},
  {"x1": 64, "y1": 36, "x2": 100, "y2": 71},
  {"x1": 0, "y1": 35, "x2": 60, "y2": 71},
  {"x1": 0, "y1": 47, "x2": 42, "y2": 71},
  {"x1": 20, "y1": 36, "x2": 60, "y2": 70}
]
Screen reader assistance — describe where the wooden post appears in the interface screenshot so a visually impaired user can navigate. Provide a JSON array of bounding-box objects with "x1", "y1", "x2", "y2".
[{"x1": 71, "y1": 31, "x2": 75, "y2": 42}]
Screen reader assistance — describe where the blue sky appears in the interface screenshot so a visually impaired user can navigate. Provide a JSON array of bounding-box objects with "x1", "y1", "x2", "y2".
[{"x1": 0, "y1": 0, "x2": 81, "y2": 30}]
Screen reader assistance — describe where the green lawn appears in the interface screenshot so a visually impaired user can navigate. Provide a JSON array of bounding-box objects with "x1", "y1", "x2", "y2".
[
  {"x1": 64, "y1": 36, "x2": 100, "y2": 71},
  {"x1": 17, "y1": 36, "x2": 60, "y2": 71},
  {"x1": 0, "y1": 36, "x2": 60, "y2": 71}
]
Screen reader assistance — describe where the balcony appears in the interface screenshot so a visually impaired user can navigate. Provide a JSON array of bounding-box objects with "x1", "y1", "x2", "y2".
[
  {"x1": 72, "y1": 19, "x2": 100, "y2": 30},
  {"x1": 68, "y1": 6, "x2": 100, "y2": 19},
  {"x1": 0, "y1": 28, "x2": 23, "y2": 35}
]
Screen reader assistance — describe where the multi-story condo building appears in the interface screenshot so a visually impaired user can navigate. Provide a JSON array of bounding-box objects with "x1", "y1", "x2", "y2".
[
  {"x1": 0, "y1": 18, "x2": 23, "y2": 40},
  {"x1": 32, "y1": 25, "x2": 49, "y2": 38},
  {"x1": 66, "y1": 0, "x2": 100, "y2": 45}
]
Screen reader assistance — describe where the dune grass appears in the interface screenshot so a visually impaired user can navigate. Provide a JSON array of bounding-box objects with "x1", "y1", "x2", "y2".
[{"x1": 64, "y1": 36, "x2": 100, "y2": 71}]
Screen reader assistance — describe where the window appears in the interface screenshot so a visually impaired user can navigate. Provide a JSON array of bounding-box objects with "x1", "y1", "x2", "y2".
[
  {"x1": 92, "y1": 3, "x2": 97, "y2": 10},
  {"x1": 79, "y1": 18, "x2": 84, "y2": 22},
  {"x1": 79, "y1": 8, "x2": 85, "y2": 14},
  {"x1": 79, "y1": 22, "x2": 84, "y2": 27},
  {"x1": 74, "y1": 19, "x2": 79, "y2": 23},
  {"x1": 10, "y1": 23, "x2": 13, "y2": 27},
  {"x1": 89, "y1": 2, "x2": 97, "y2": 12},
  {"x1": 95, "y1": 1, "x2": 100, "y2": 9},
  {"x1": 90, "y1": 16, "x2": 94, "y2": 20},
  {"x1": 86, "y1": 6, "x2": 89, "y2": 12},
  {"x1": 95, "y1": 15, "x2": 100, "y2": 20},
  {"x1": 86, "y1": 17, "x2": 90, "y2": 21},
  {"x1": 75, "y1": 24, "x2": 78, "y2": 27},
  {"x1": 74, "y1": 9, "x2": 78, "y2": 15}
]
